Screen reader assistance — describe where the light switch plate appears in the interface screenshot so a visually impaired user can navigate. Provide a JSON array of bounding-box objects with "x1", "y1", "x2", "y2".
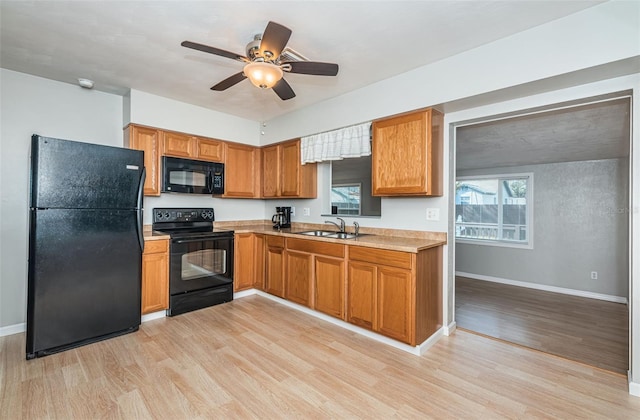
[{"x1": 426, "y1": 208, "x2": 440, "y2": 221}]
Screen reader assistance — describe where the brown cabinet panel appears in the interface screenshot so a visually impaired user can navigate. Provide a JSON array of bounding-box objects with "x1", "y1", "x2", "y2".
[
  {"x1": 234, "y1": 233, "x2": 255, "y2": 292},
  {"x1": 286, "y1": 237, "x2": 344, "y2": 258},
  {"x1": 262, "y1": 145, "x2": 280, "y2": 197},
  {"x1": 224, "y1": 143, "x2": 259, "y2": 198},
  {"x1": 197, "y1": 138, "x2": 224, "y2": 162},
  {"x1": 141, "y1": 239, "x2": 169, "y2": 314},
  {"x1": 261, "y1": 139, "x2": 316, "y2": 198},
  {"x1": 285, "y1": 250, "x2": 312, "y2": 306},
  {"x1": 163, "y1": 131, "x2": 194, "y2": 158},
  {"x1": 347, "y1": 261, "x2": 377, "y2": 330},
  {"x1": 281, "y1": 140, "x2": 301, "y2": 196},
  {"x1": 314, "y1": 256, "x2": 345, "y2": 319},
  {"x1": 125, "y1": 125, "x2": 162, "y2": 196},
  {"x1": 377, "y1": 267, "x2": 413, "y2": 343},
  {"x1": 265, "y1": 239, "x2": 285, "y2": 297},
  {"x1": 254, "y1": 234, "x2": 265, "y2": 290},
  {"x1": 372, "y1": 108, "x2": 443, "y2": 196},
  {"x1": 349, "y1": 246, "x2": 412, "y2": 270}
]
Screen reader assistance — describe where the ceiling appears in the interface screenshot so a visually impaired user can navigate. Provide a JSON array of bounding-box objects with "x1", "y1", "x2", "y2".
[
  {"x1": 456, "y1": 96, "x2": 631, "y2": 171},
  {"x1": 0, "y1": 0, "x2": 605, "y2": 122}
]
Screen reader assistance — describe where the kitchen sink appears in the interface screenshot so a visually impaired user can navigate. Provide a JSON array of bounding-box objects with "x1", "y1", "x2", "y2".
[
  {"x1": 295, "y1": 230, "x2": 368, "y2": 240},
  {"x1": 296, "y1": 230, "x2": 336, "y2": 236}
]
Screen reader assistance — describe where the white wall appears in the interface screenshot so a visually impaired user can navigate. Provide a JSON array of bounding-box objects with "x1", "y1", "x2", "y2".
[
  {"x1": 456, "y1": 158, "x2": 629, "y2": 299},
  {"x1": 0, "y1": 69, "x2": 124, "y2": 329}
]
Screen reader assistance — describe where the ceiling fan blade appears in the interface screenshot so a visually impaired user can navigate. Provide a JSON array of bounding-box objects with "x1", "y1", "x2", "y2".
[
  {"x1": 181, "y1": 41, "x2": 248, "y2": 62},
  {"x1": 211, "y1": 72, "x2": 247, "y2": 91},
  {"x1": 283, "y1": 61, "x2": 339, "y2": 76},
  {"x1": 272, "y1": 78, "x2": 296, "y2": 100},
  {"x1": 260, "y1": 21, "x2": 292, "y2": 60}
]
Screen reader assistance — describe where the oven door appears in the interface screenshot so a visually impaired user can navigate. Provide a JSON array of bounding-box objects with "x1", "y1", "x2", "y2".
[{"x1": 169, "y1": 235, "x2": 234, "y2": 294}]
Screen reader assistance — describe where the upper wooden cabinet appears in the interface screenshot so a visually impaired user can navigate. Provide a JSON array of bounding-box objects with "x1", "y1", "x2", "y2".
[
  {"x1": 262, "y1": 139, "x2": 317, "y2": 199},
  {"x1": 224, "y1": 142, "x2": 261, "y2": 198},
  {"x1": 163, "y1": 131, "x2": 224, "y2": 162},
  {"x1": 372, "y1": 108, "x2": 443, "y2": 196},
  {"x1": 124, "y1": 124, "x2": 162, "y2": 196}
]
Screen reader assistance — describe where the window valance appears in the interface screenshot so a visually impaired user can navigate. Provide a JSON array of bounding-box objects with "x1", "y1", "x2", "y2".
[{"x1": 300, "y1": 122, "x2": 372, "y2": 164}]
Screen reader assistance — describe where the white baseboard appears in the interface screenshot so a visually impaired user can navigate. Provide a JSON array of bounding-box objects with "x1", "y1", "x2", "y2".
[
  {"x1": 456, "y1": 271, "x2": 628, "y2": 304},
  {"x1": 629, "y1": 377, "x2": 640, "y2": 397},
  {"x1": 0, "y1": 322, "x2": 25, "y2": 337},
  {"x1": 444, "y1": 321, "x2": 457, "y2": 336},
  {"x1": 250, "y1": 290, "x2": 442, "y2": 356},
  {"x1": 233, "y1": 289, "x2": 258, "y2": 299},
  {"x1": 141, "y1": 310, "x2": 166, "y2": 323}
]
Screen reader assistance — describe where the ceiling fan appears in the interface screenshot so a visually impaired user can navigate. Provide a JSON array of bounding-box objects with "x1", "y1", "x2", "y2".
[{"x1": 181, "y1": 21, "x2": 339, "y2": 100}]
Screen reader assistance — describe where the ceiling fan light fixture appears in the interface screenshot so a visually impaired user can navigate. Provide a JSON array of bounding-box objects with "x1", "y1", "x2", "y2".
[{"x1": 243, "y1": 61, "x2": 283, "y2": 89}]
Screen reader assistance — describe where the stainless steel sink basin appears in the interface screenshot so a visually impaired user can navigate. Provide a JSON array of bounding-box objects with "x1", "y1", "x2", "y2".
[
  {"x1": 295, "y1": 230, "x2": 369, "y2": 240},
  {"x1": 296, "y1": 230, "x2": 335, "y2": 236}
]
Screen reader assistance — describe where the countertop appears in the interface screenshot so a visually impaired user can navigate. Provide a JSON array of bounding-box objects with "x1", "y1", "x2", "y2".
[
  {"x1": 217, "y1": 221, "x2": 447, "y2": 253},
  {"x1": 143, "y1": 221, "x2": 446, "y2": 252}
]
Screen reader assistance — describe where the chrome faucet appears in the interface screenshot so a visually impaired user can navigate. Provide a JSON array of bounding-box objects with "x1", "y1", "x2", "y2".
[
  {"x1": 353, "y1": 221, "x2": 360, "y2": 236},
  {"x1": 324, "y1": 217, "x2": 346, "y2": 233}
]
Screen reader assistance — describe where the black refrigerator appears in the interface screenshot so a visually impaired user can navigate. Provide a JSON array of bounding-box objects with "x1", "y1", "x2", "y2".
[{"x1": 27, "y1": 135, "x2": 145, "y2": 359}]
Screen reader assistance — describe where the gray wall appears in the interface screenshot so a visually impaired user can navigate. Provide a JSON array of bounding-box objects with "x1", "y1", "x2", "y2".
[{"x1": 456, "y1": 158, "x2": 629, "y2": 298}]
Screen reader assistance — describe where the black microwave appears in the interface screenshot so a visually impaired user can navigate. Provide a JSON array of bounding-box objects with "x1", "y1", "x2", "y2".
[{"x1": 162, "y1": 156, "x2": 224, "y2": 195}]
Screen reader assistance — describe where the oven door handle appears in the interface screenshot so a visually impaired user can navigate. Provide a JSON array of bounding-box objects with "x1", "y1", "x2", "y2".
[{"x1": 173, "y1": 236, "x2": 233, "y2": 244}]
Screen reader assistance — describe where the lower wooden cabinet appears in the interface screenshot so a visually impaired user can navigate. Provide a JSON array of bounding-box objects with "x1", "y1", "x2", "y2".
[
  {"x1": 285, "y1": 250, "x2": 312, "y2": 306},
  {"x1": 314, "y1": 255, "x2": 345, "y2": 319},
  {"x1": 347, "y1": 245, "x2": 441, "y2": 346},
  {"x1": 285, "y1": 238, "x2": 346, "y2": 319},
  {"x1": 141, "y1": 239, "x2": 169, "y2": 314},
  {"x1": 234, "y1": 233, "x2": 265, "y2": 292},
  {"x1": 265, "y1": 236, "x2": 285, "y2": 297}
]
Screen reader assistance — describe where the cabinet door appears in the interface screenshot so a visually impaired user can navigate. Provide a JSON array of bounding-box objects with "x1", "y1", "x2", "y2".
[
  {"x1": 314, "y1": 255, "x2": 345, "y2": 319},
  {"x1": 377, "y1": 267, "x2": 413, "y2": 344},
  {"x1": 234, "y1": 233, "x2": 255, "y2": 292},
  {"x1": 262, "y1": 145, "x2": 280, "y2": 197},
  {"x1": 253, "y1": 234, "x2": 265, "y2": 290},
  {"x1": 164, "y1": 132, "x2": 194, "y2": 158},
  {"x1": 225, "y1": 143, "x2": 259, "y2": 197},
  {"x1": 141, "y1": 240, "x2": 169, "y2": 314},
  {"x1": 285, "y1": 250, "x2": 312, "y2": 306},
  {"x1": 197, "y1": 138, "x2": 224, "y2": 162},
  {"x1": 347, "y1": 261, "x2": 377, "y2": 330},
  {"x1": 280, "y1": 140, "x2": 301, "y2": 196},
  {"x1": 265, "y1": 243, "x2": 285, "y2": 297},
  {"x1": 126, "y1": 125, "x2": 162, "y2": 196}
]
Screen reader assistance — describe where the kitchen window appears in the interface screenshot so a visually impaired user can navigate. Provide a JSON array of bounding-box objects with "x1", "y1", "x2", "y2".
[
  {"x1": 331, "y1": 184, "x2": 361, "y2": 215},
  {"x1": 455, "y1": 173, "x2": 533, "y2": 248}
]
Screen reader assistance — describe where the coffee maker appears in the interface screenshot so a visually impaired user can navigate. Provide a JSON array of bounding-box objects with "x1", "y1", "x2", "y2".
[{"x1": 272, "y1": 206, "x2": 292, "y2": 229}]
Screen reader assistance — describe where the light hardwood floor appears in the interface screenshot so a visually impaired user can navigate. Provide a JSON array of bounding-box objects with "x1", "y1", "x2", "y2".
[
  {"x1": 2, "y1": 295, "x2": 639, "y2": 419},
  {"x1": 455, "y1": 276, "x2": 629, "y2": 374}
]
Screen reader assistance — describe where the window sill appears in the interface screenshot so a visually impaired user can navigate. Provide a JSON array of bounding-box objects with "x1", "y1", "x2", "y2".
[{"x1": 455, "y1": 238, "x2": 533, "y2": 250}]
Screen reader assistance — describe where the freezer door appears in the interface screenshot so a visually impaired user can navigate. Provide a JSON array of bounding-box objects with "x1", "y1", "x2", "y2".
[
  {"x1": 26, "y1": 209, "x2": 142, "y2": 357},
  {"x1": 31, "y1": 135, "x2": 144, "y2": 209}
]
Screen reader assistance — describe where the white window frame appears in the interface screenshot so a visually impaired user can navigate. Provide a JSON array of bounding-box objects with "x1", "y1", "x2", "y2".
[
  {"x1": 331, "y1": 183, "x2": 362, "y2": 216},
  {"x1": 455, "y1": 172, "x2": 534, "y2": 249}
]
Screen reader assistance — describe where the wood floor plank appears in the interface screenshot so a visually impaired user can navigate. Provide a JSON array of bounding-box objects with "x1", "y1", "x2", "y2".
[
  {"x1": 2, "y1": 295, "x2": 639, "y2": 419},
  {"x1": 455, "y1": 276, "x2": 629, "y2": 374}
]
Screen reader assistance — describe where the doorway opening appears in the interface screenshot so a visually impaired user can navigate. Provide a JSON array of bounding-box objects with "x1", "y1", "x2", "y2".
[{"x1": 452, "y1": 94, "x2": 631, "y2": 374}]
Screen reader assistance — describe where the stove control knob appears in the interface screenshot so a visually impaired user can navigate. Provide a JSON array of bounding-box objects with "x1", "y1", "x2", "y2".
[{"x1": 164, "y1": 212, "x2": 170, "y2": 220}]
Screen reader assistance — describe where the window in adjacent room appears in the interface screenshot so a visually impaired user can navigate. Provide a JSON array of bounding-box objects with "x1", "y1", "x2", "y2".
[{"x1": 455, "y1": 173, "x2": 533, "y2": 248}]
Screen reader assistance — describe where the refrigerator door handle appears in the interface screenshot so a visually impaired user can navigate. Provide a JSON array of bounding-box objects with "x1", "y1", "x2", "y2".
[{"x1": 136, "y1": 167, "x2": 146, "y2": 252}]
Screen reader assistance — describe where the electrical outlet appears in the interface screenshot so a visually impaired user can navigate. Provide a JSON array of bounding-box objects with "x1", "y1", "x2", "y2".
[
  {"x1": 426, "y1": 208, "x2": 440, "y2": 221},
  {"x1": 591, "y1": 271, "x2": 598, "y2": 280},
  {"x1": 303, "y1": 207, "x2": 310, "y2": 216},
  {"x1": 291, "y1": 207, "x2": 295, "y2": 216}
]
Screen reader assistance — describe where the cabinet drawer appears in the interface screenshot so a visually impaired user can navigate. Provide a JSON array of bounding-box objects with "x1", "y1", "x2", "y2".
[
  {"x1": 144, "y1": 239, "x2": 168, "y2": 254},
  {"x1": 348, "y1": 246, "x2": 412, "y2": 270},
  {"x1": 286, "y1": 238, "x2": 344, "y2": 258},
  {"x1": 266, "y1": 235, "x2": 285, "y2": 248}
]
